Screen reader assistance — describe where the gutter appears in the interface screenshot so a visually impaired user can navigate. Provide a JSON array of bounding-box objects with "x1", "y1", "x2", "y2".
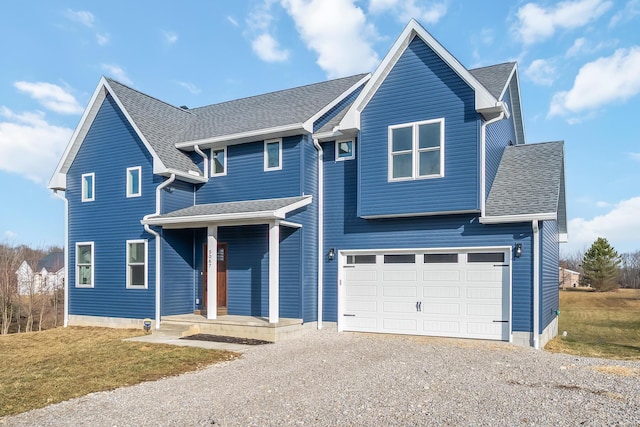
[
  {"x1": 532, "y1": 220, "x2": 540, "y2": 350},
  {"x1": 480, "y1": 112, "x2": 505, "y2": 216},
  {"x1": 312, "y1": 138, "x2": 324, "y2": 329},
  {"x1": 142, "y1": 173, "x2": 176, "y2": 329},
  {"x1": 52, "y1": 190, "x2": 69, "y2": 327},
  {"x1": 193, "y1": 145, "x2": 209, "y2": 179}
]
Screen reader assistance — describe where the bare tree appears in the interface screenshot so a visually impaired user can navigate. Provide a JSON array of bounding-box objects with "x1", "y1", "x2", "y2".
[
  {"x1": 0, "y1": 243, "x2": 23, "y2": 334},
  {"x1": 620, "y1": 251, "x2": 640, "y2": 289}
]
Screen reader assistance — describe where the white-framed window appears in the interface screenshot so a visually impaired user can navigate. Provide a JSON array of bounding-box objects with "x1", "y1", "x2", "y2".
[
  {"x1": 126, "y1": 166, "x2": 141, "y2": 197},
  {"x1": 335, "y1": 139, "x2": 355, "y2": 161},
  {"x1": 76, "y1": 242, "x2": 94, "y2": 287},
  {"x1": 211, "y1": 147, "x2": 227, "y2": 176},
  {"x1": 264, "y1": 139, "x2": 282, "y2": 171},
  {"x1": 388, "y1": 118, "x2": 444, "y2": 181},
  {"x1": 126, "y1": 240, "x2": 147, "y2": 289},
  {"x1": 81, "y1": 173, "x2": 95, "y2": 202}
]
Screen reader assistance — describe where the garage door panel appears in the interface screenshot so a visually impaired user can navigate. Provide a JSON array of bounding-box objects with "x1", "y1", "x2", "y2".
[
  {"x1": 423, "y1": 302, "x2": 460, "y2": 315},
  {"x1": 383, "y1": 317, "x2": 418, "y2": 331},
  {"x1": 343, "y1": 316, "x2": 378, "y2": 330},
  {"x1": 345, "y1": 270, "x2": 377, "y2": 281},
  {"x1": 383, "y1": 301, "x2": 418, "y2": 313},
  {"x1": 423, "y1": 320, "x2": 460, "y2": 334},
  {"x1": 383, "y1": 270, "x2": 417, "y2": 282},
  {"x1": 346, "y1": 285, "x2": 377, "y2": 297},
  {"x1": 422, "y1": 270, "x2": 460, "y2": 282},
  {"x1": 383, "y1": 285, "x2": 417, "y2": 297},
  {"x1": 466, "y1": 322, "x2": 502, "y2": 337},
  {"x1": 467, "y1": 287, "x2": 502, "y2": 299},
  {"x1": 466, "y1": 303, "x2": 502, "y2": 317},
  {"x1": 345, "y1": 300, "x2": 377, "y2": 312},
  {"x1": 422, "y1": 286, "x2": 460, "y2": 298},
  {"x1": 467, "y1": 270, "x2": 502, "y2": 282}
]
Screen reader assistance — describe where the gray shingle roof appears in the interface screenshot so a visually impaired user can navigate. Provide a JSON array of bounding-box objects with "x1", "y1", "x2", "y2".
[
  {"x1": 157, "y1": 196, "x2": 310, "y2": 219},
  {"x1": 486, "y1": 141, "x2": 564, "y2": 218},
  {"x1": 469, "y1": 62, "x2": 515, "y2": 99},
  {"x1": 36, "y1": 252, "x2": 64, "y2": 272},
  {"x1": 180, "y1": 74, "x2": 368, "y2": 142},
  {"x1": 106, "y1": 78, "x2": 202, "y2": 175},
  {"x1": 316, "y1": 101, "x2": 354, "y2": 134}
]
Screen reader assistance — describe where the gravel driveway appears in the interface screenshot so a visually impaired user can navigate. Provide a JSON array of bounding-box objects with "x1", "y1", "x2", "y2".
[{"x1": 4, "y1": 329, "x2": 639, "y2": 426}]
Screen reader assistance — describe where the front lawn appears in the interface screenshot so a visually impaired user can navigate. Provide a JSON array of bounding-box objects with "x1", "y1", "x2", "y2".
[
  {"x1": 0, "y1": 327, "x2": 237, "y2": 417},
  {"x1": 545, "y1": 288, "x2": 640, "y2": 360}
]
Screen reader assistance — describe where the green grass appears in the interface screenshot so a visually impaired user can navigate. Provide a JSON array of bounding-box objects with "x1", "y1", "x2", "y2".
[
  {"x1": 0, "y1": 327, "x2": 237, "y2": 417},
  {"x1": 545, "y1": 289, "x2": 640, "y2": 360}
]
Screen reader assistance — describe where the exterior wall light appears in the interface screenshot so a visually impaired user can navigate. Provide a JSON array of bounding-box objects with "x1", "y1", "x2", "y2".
[
  {"x1": 515, "y1": 243, "x2": 523, "y2": 258},
  {"x1": 328, "y1": 248, "x2": 335, "y2": 260}
]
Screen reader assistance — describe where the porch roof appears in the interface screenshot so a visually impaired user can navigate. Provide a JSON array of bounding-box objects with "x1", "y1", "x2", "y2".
[{"x1": 141, "y1": 195, "x2": 312, "y2": 228}]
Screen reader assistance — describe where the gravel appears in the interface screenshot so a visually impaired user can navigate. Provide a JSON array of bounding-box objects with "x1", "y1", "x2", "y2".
[{"x1": 3, "y1": 329, "x2": 639, "y2": 426}]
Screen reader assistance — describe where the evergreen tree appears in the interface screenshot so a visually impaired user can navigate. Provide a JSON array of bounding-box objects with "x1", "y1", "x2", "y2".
[{"x1": 581, "y1": 237, "x2": 621, "y2": 291}]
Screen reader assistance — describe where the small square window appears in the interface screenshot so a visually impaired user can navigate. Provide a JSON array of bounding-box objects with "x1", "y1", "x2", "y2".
[
  {"x1": 81, "y1": 173, "x2": 94, "y2": 202},
  {"x1": 211, "y1": 147, "x2": 226, "y2": 176},
  {"x1": 336, "y1": 140, "x2": 355, "y2": 161},
  {"x1": 264, "y1": 139, "x2": 282, "y2": 171},
  {"x1": 126, "y1": 167, "x2": 141, "y2": 197},
  {"x1": 127, "y1": 240, "x2": 147, "y2": 288}
]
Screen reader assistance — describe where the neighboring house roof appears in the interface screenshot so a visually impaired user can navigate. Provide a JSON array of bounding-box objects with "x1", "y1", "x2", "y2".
[
  {"x1": 482, "y1": 141, "x2": 567, "y2": 235},
  {"x1": 36, "y1": 251, "x2": 64, "y2": 273},
  {"x1": 559, "y1": 267, "x2": 580, "y2": 275},
  {"x1": 142, "y1": 196, "x2": 312, "y2": 228}
]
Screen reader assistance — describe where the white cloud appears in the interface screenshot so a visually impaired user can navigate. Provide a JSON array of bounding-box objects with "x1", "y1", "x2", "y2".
[
  {"x1": 595, "y1": 201, "x2": 610, "y2": 207},
  {"x1": 177, "y1": 81, "x2": 202, "y2": 95},
  {"x1": 96, "y1": 33, "x2": 110, "y2": 46},
  {"x1": 281, "y1": 0, "x2": 380, "y2": 78},
  {"x1": 227, "y1": 16, "x2": 239, "y2": 27},
  {"x1": 610, "y1": 0, "x2": 640, "y2": 26},
  {"x1": 66, "y1": 9, "x2": 95, "y2": 28},
  {"x1": 252, "y1": 33, "x2": 290, "y2": 62},
  {"x1": 369, "y1": 0, "x2": 447, "y2": 24},
  {"x1": 565, "y1": 37, "x2": 617, "y2": 57},
  {"x1": 566, "y1": 37, "x2": 586, "y2": 56},
  {"x1": 101, "y1": 64, "x2": 133, "y2": 86},
  {"x1": 14, "y1": 81, "x2": 83, "y2": 115},
  {"x1": 525, "y1": 59, "x2": 556, "y2": 86},
  {"x1": 514, "y1": 0, "x2": 612, "y2": 45},
  {"x1": 0, "y1": 108, "x2": 72, "y2": 184},
  {"x1": 566, "y1": 197, "x2": 640, "y2": 253},
  {"x1": 549, "y1": 47, "x2": 640, "y2": 117},
  {"x1": 163, "y1": 31, "x2": 178, "y2": 44},
  {"x1": 4, "y1": 230, "x2": 17, "y2": 239}
]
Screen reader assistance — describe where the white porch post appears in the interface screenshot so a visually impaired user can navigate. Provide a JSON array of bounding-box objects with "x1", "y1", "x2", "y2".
[
  {"x1": 269, "y1": 221, "x2": 280, "y2": 323},
  {"x1": 207, "y1": 225, "x2": 218, "y2": 320}
]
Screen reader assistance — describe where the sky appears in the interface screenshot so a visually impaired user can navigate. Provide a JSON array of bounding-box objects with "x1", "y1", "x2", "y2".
[{"x1": 1, "y1": 0, "x2": 639, "y2": 257}]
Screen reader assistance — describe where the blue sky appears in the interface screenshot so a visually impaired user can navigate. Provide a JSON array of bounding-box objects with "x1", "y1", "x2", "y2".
[{"x1": 1, "y1": 0, "x2": 639, "y2": 256}]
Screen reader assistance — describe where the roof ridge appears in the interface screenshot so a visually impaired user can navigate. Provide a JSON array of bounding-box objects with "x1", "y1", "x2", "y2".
[
  {"x1": 469, "y1": 61, "x2": 516, "y2": 72},
  {"x1": 104, "y1": 77, "x2": 193, "y2": 116}
]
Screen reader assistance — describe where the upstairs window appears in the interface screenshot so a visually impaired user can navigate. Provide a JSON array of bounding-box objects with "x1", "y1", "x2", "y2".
[
  {"x1": 388, "y1": 118, "x2": 444, "y2": 181},
  {"x1": 336, "y1": 140, "x2": 355, "y2": 161},
  {"x1": 126, "y1": 240, "x2": 147, "y2": 288},
  {"x1": 81, "y1": 173, "x2": 95, "y2": 202},
  {"x1": 264, "y1": 139, "x2": 282, "y2": 171},
  {"x1": 211, "y1": 147, "x2": 227, "y2": 176},
  {"x1": 76, "y1": 242, "x2": 94, "y2": 287},
  {"x1": 126, "y1": 167, "x2": 141, "y2": 197}
]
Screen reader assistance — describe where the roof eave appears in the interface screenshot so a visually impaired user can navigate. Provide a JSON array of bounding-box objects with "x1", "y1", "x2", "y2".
[
  {"x1": 479, "y1": 212, "x2": 557, "y2": 224},
  {"x1": 176, "y1": 123, "x2": 306, "y2": 150}
]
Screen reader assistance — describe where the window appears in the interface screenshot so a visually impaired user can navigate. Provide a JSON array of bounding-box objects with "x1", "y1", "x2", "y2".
[
  {"x1": 126, "y1": 167, "x2": 141, "y2": 197},
  {"x1": 264, "y1": 139, "x2": 282, "y2": 171},
  {"x1": 126, "y1": 240, "x2": 147, "y2": 288},
  {"x1": 467, "y1": 252, "x2": 505, "y2": 263},
  {"x1": 346, "y1": 254, "x2": 376, "y2": 264},
  {"x1": 384, "y1": 254, "x2": 416, "y2": 264},
  {"x1": 388, "y1": 118, "x2": 444, "y2": 181},
  {"x1": 211, "y1": 147, "x2": 227, "y2": 176},
  {"x1": 81, "y1": 173, "x2": 95, "y2": 202},
  {"x1": 424, "y1": 253, "x2": 458, "y2": 263},
  {"x1": 336, "y1": 140, "x2": 355, "y2": 161},
  {"x1": 76, "y1": 242, "x2": 94, "y2": 287}
]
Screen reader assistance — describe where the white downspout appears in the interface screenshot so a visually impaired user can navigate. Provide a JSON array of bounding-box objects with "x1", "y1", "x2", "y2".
[
  {"x1": 194, "y1": 145, "x2": 209, "y2": 179},
  {"x1": 312, "y1": 138, "x2": 324, "y2": 329},
  {"x1": 532, "y1": 220, "x2": 540, "y2": 350},
  {"x1": 480, "y1": 112, "x2": 505, "y2": 217},
  {"x1": 53, "y1": 190, "x2": 69, "y2": 327},
  {"x1": 143, "y1": 173, "x2": 176, "y2": 329}
]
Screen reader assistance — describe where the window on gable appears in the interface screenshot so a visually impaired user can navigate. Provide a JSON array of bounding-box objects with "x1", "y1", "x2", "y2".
[
  {"x1": 126, "y1": 167, "x2": 141, "y2": 197},
  {"x1": 264, "y1": 139, "x2": 282, "y2": 171},
  {"x1": 389, "y1": 119, "x2": 444, "y2": 181},
  {"x1": 211, "y1": 147, "x2": 226, "y2": 176},
  {"x1": 81, "y1": 173, "x2": 95, "y2": 202},
  {"x1": 126, "y1": 240, "x2": 147, "y2": 288},
  {"x1": 76, "y1": 242, "x2": 94, "y2": 287},
  {"x1": 336, "y1": 140, "x2": 355, "y2": 161}
]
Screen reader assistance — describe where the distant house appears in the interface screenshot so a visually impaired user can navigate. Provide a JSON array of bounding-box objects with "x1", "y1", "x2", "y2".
[
  {"x1": 15, "y1": 252, "x2": 64, "y2": 295},
  {"x1": 559, "y1": 267, "x2": 581, "y2": 289}
]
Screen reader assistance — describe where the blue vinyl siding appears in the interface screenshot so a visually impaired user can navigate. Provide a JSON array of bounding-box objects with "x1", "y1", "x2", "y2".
[
  {"x1": 161, "y1": 229, "x2": 195, "y2": 315},
  {"x1": 322, "y1": 141, "x2": 534, "y2": 332},
  {"x1": 162, "y1": 180, "x2": 194, "y2": 213},
  {"x1": 540, "y1": 220, "x2": 560, "y2": 332},
  {"x1": 67, "y1": 94, "x2": 157, "y2": 319},
  {"x1": 485, "y1": 88, "x2": 518, "y2": 199},
  {"x1": 358, "y1": 36, "x2": 480, "y2": 217},
  {"x1": 279, "y1": 227, "x2": 301, "y2": 319},
  {"x1": 313, "y1": 85, "x2": 363, "y2": 132}
]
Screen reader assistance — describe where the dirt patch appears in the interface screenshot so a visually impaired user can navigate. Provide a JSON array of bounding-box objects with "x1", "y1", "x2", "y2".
[
  {"x1": 181, "y1": 334, "x2": 273, "y2": 346},
  {"x1": 592, "y1": 365, "x2": 639, "y2": 377}
]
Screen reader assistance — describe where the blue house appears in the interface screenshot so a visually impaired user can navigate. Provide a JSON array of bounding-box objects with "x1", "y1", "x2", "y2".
[{"x1": 49, "y1": 20, "x2": 566, "y2": 348}]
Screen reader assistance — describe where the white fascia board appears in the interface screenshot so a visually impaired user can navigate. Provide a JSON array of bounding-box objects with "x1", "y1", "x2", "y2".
[
  {"x1": 340, "y1": 19, "x2": 498, "y2": 132},
  {"x1": 340, "y1": 245, "x2": 511, "y2": 255},
  {"x1": 160, "y1": 168, "x2": 207, "y2": 184},
  {"x1": 278, "y1": 220, "x2": 302, "y2": 229},
  {"x1": 175, "y1": 123, "x2": 305, "y2": 150},
  {"x1": 312, "y1": 130, "x2": 344, "y2": 141},
  {"x1": 142, "y1": 211, "x2": 278, "y2": 227},
  {"x1": 303, "y1": 74, "x2": 371, "y2": 133},
  {"x1": 479, "y1": 212, "x2": 557, "y2": 224},
  {"x1": 274, "y1": 195, "x2": 312, "y2": 217}
]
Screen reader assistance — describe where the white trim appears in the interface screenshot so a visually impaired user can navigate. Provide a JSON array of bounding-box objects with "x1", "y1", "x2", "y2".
[
  {"x1": 264, "y1": 138, "x2": 282, "y2": 171},
  {"x1": 81, "y1": 173, "x2": 95, "y2": 202},
  {"x1": 480, "y1": 212, "x2": 557, "y2": 224},
  {"x1": 313, "y1": 138, "x2": 324, "y2": 330},
  {"x1": 361, "y1": 209, "x2": 479, "y2": 219},
  {"x1": 480, "y1": 113, "x2": 505, "y2": 216},
  {"x1": 211, "y1": 146, "x2": 227, "y2": 176},
  {"x1": 277, "y1": 220, "x2": 302, "y2": 229},
  {"x1": 268, "y1": 221, "x2": 280, "y2": 323},
  {"x1": 206, "y1": 226, "x2": 218, "y2": 320},
  {"x1": 176, "y1": 123, "x2": 303, "y2": 150},
  {"x1": 532, "y1": 220, "x2": 540, "y2": 350},
  {"x1": 193, "y1": 145, "x2": 209, "y2": 180},
  {"x1": 388, "y1": 118, "x2": 444, "y2": 182},
  {"x1": 75, "y1": 241, "x2": 94, "y2": 288},
  {"x1": 126, "y1": 166, "x2": 142, "y2": 198},
  {"x1": 125, "y1": 239, "x2": 148, "y2": 289},
  {"x1": 53, "y1": 190, "x2": 69, "y2": 327},
  {"x1": 335, "y1": 139, "x2": 355, "y2": 161},
  {"x1": 559, "y1": 233, "x2": 568, "y2": 243}
]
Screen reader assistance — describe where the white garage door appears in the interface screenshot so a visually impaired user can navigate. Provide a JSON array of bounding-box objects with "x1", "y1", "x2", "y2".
[{"x1": 341, "y1": 249, "x2": 510, "y2": 341}]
